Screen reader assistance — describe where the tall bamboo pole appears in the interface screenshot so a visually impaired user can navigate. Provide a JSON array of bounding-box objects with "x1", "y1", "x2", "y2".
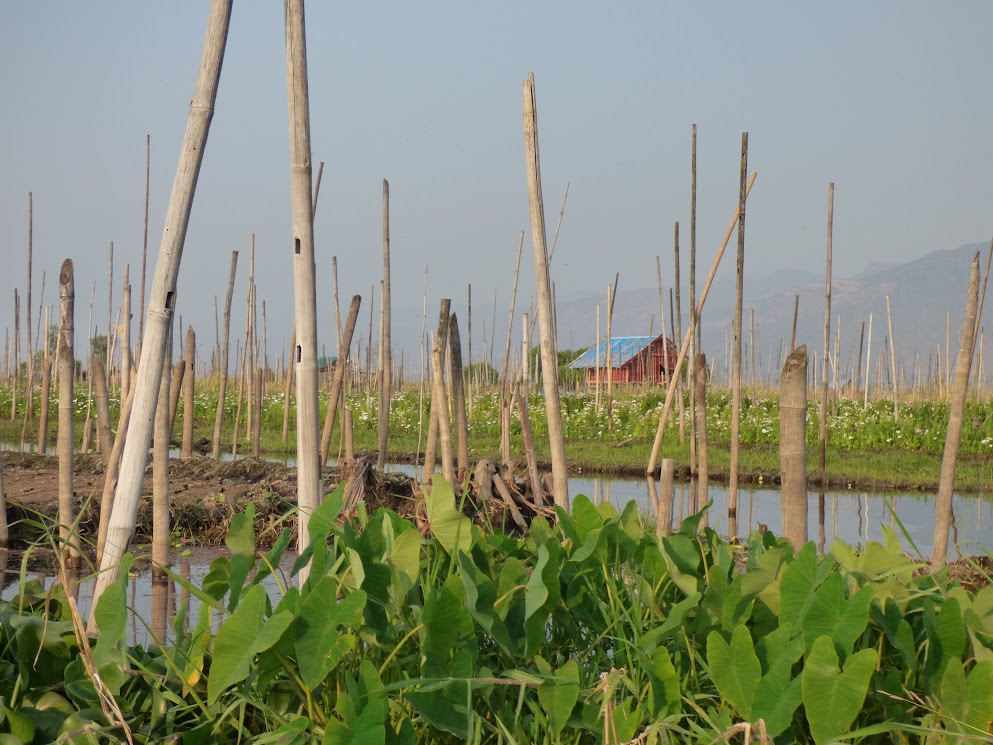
[
  {"x1": 284, "y1": 0, "x2": 321, "y2": 585},
  {"x1": 91, "y1": 0, "x2": 233, "y2": 622},
  {"x1": 780, "y1": 345, "x2": 808, "y2": 549},
  {"x1": 423, "y1": 300, "x2": 450, "y2": 481},
  {"x1": 37, "y1": 357, "x2": 52, "y2": 455},
  {"x1": 212, "y1": 250, "x2": 238, "y2": 459},
  {"x1": 11, "y1": 290, "x2": 18, "y2": 421},
  {"x1": 647, "y1": 172, "x2": 757, "y2": 474},
  {"x1": 864, "y1": 313, "x2": 873, "y2": 408},
  {"x1": 522, "y1": 73, "x2": 568, "y2": 510},
  {"x1": 122, "y1": 265, "x2": 132, "y2": 406},
  {"x1": 728, "y1": 133, "x2": 748, "y2": 527},
  {"x1": 57, "y1": 260, "x2": 77, "y2": 560},
  {"x1": 819, "y1": 184, "x2": 834, "y2": 472},
  {"x1": 377, "y1": 179, "x2": 392, "y2": 470},
  {"x1": 932, "y1": 253, "x2": 980, "y2": 566},
  {"x1": 105, "y1": 241, "x2": 112, "y2": 395},
  {"x1": 181, "y1": 326, "x2": 195, "y2": 459},
  {"x1": 139, "y1": 134, "x2": 151, "y2": 355},
  {"x1": 673, "y1": 223, "x2": 685, "y2": 444},
  {"x1": 688, "y1": 124, "x2": 698, "y2": 478},
  {"x1": 431, "y1": 333, "x2": 456, "y2": 488},
  {"x1": 25, "y1": 195, "x2": 34, "y2": 425},
  {"x1": 694, "y1": 352, "x2": 708, "y2": 528},
  {"x1": 886, "y1": 295, "x2": 899, "y2": 422}
]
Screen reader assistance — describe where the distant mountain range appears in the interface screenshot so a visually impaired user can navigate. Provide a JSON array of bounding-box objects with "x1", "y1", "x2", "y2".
[{"x1": 554, "y1": 242, "x2": 991, "y2": 386}]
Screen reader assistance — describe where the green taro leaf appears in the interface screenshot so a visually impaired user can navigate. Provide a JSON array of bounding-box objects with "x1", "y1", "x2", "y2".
[
  {"x1": 779, "y1": 541, "x2": 817, "y2": 629},
  {"x1": 425, "y1": 476, "x2": 472, "y2": 555},
  {"x1": 801, "y1": 635, "x2": 878, "y2": 744},
  {"x1": 803, "y1": 572, "x2": 873, "y2": 657},
  {"x1": 226, "y1": 502, "x2": 256, "y2": 610},
  {"x1": 91, "y1": 552, "x2": 133, "y2": 695},
  {"x1": 939, "y1": 658, "x2": 993, "y2": 739},
  {"x1": 751, "y1": 660, "x2": 803, "y2": 738},
  {"x1": 208, "y1": 584, "x2": 294, "y2": 704},
  {"x1": 295, "y1": 585, "x2": 367, "y2": 690},
  {"x1": 457, "y1": 552, "x2": 512, "y2": 657},
  {"x1": 706, "y1": 625, "x2": 760, "y2": 718},
  {"x1": 537, "y1": 659, "x2": 580, "y2": 739},
  {"x1": 926, "y1": 597, "x2": 966, "y2": 681}
]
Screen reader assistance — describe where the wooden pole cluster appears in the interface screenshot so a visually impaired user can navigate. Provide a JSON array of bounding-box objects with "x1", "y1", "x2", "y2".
[
  {"x1": 647, "y1": 172, "x2": 757, "y2": 475},
  {"x1": 91, "y1": 0, "x2": 233, "y2": 624},
  {"x1": 522, "y1": 72, "x2": 568, "y2": 510}
]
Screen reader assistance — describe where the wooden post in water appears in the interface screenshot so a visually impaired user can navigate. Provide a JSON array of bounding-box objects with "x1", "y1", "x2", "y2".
[
  {"x1": 933, "y1": 253, "x2": 980, "y2": 567},
  {"x1": 523, "y1": 72, "x2": 568, "y2": 510},
  {"x1": 57, "y1": 259, "x2": 76, "y2": 560},
  {"x1": 0, "y1": 452, "x2": 7, "y2": 548},
  {"x1": 212, "y1": 250, "x2": 238, "y2": 459},
  {"x1": 423, "y1": 300, "x2": 450, "y2": 481},
  {"x1": 284, "y1": 0, "x2": 322, "y2": 586},
  {"x1": 728, "y1": 133, "x2": 748, "y2": 529},
  {"x1": 431, "y1": 332, "x2": 456, "y2": 488},
  {"x1": 377, "y1": 179, "x2": 392, "y2": 471},
  {"x1": 658, "y1": 458, "x2": 675, "y2": 537},
  {"x1": 91, "y1": 0, "x2": 233, "y2": 622},
  {"x1": 780, "y1": 345, "x2": 808, "y2": 549},
  {"x1": 152, "y1": 319, "x2": 172, "y2": 576},
  {"x1": 673, "y1": 223, "x2": 685, "y2": 444},
  {"x1": 819, "y1": 184, "x2": 834, "y2": 473}
]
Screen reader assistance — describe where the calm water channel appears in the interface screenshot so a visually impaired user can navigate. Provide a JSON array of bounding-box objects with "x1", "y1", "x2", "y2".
[{"x1": 2, "y1": 445, "x2": 990, "y2": 645}]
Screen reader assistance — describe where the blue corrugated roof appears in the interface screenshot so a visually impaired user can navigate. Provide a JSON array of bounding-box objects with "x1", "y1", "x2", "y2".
[{"x1": 569, "y1": 336, "x2": 655, "y2": 369}]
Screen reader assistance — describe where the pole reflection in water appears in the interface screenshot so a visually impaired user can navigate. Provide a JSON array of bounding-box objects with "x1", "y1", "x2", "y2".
[
  {"x1": 151, "y1": 577, "x2": 168, "y2": 646},
  {"x1": 180, "y1": 554, "x2": 191, "y2": 634},
  {"x1": 818, "y1": 492, "x2": 826, "y2": 554}
]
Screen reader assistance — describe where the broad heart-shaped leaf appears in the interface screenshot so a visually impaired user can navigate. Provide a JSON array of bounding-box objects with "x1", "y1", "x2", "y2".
[
  {"x1": 706, "y1": 626, "x2": 760, "y2": 718},
  {"x1": 572, "y1": 493, "x2": 603, "y2": 543},
  {"x1": 779, "y1": 541, "x2": 817, "y2": 629},
  {"x1": 226, "y1": 502, "x2": 256, "y2": 611},
  {"x1": 295, "y1": 586, "x2": 367, "y2": 690},
  {"x1": 457, "y1": 552, "x2": 512, "y2": 657},
  {"x1": 537, "y1": 659, "x2": 580, "y2": 739},
  {"x1": 871, "y1": 598, "x2": 918, "y2": 672},
  {"x1": 426, "y1": 476, "x2": 472, "y2": 555},
  {"x1": 524, "y1": 539, "x2": 563, "y2": 654},
  {"x1": 939, "y1": 658, "x2": 993, "y2": 738},
  {"x1": 323, "y1": 661, "x2": 387, "y2": 745},
  {"x1": 801, "y1": 635, "x2": 878, "y2": 744},
  {"x1": 207, "y1": 584, "x2": 294, "y2": 704},
  {"x1": 925, "y1": 597, "x2": 967, "y2": 682},
  {"x1": 802, "y1": 572, "x2": 873, "y2": 658},
  {"x1": 91, "y1": 553, "x2": 133, "y2": 695},
  {"x1": 421, "y1": 584, "x2": 466, "y2": 677},
  {"x1": 751, "y1": 660, "x2": 803, "y2": 738}
]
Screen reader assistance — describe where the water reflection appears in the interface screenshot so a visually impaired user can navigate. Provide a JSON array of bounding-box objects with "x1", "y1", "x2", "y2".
[{"x1": 569, "y1": 474, "x2": 990, "y2": 558}]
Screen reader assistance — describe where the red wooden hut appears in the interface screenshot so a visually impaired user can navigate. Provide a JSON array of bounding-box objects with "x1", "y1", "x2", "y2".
[{"x1": 568, "y1": 334, "x2": 678, "y2": 384}]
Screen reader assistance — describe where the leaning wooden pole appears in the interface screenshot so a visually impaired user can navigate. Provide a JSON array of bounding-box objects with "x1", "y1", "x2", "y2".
[
  {"x1": 320, "y1": 295, "x2": 361, "y2": 465},
  {"x1": 886, "y1": 295, "x2": 899, "y2": 422},
  {"x1": 449, "y1": 312, "x2": 470, "y2": 481},
  {"x1": 138, "y1": 134, "x2": 151, "y2": 355},
  {"x1": 57, "y1": 259, "x2": 77, "y2": 561},
  {"x1": 780, "y1": 345, "x2": 809, "y2": 549},
  {"x1": 522, "y1": 72, "x2": 568, "y2": 510},
  {"x1": 646, "y1": 172, "x2": 757, "y2": 475},
  {"x1": 673, "y1": 223, "x2": 685, "y2": 444},
  {"x1": 377, "y1": 178, "x2": 392, "y2": 470},
  {"x1": 819, "y1": 183, "x2": 834, "y2": 473},
  {"x1": 932, "y1": 253, "x2": 980, "y2": 567},
  {"x1": 728, "y1": 133, "x2": 748, "y2": 525},
  {"x1": 90, "y1": 0, "x2": 233, "y2": 623},
  {"x1": 211, "y1": 250, "x2": 238, "y2": 459},
  {"x1": 285, "y1": 0, "x2": 321, "y2": 586}
]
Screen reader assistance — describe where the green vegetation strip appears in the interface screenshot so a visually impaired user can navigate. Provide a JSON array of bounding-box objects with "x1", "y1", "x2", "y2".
[
  {"x1": 1, "y1": 481, "x2": 992, "y2": 742},
  {"x1": 3, "y1": 382, "x2": 993, "y2": 491}
]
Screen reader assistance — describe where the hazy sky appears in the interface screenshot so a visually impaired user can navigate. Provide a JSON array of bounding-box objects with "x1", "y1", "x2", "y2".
[{"x1": 1, "y1": 2, "x2": 991, "y2": 368}]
